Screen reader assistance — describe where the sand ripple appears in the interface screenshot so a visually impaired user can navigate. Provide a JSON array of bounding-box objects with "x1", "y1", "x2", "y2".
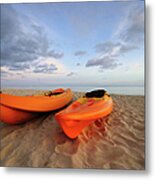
[{"x1": 0, "y1": 90, "x2": 144, "y2": 169}]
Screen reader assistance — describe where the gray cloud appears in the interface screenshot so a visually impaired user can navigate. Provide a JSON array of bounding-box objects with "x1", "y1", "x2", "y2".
[
  {"x1": 76, "y1": 63, "x2": 81, "y2": 66},
  {"x1": 119, "y1": 44, "x2": 138, "y2": 54},
  {"x1": 119, "y1": 6, "x2": 144, "y2": 43},
  {"x1": 1, "y1": 69, "x2": 13, "y2": 78},
  {"x1": 74, "y1": 51, "x2": 87, "y2": 57},
  {"x1": 1, "y1": 5, "x2": 63, "y2": 73},
  {"x1": 95, "y1": 42, "x2": 121, "y2": 54},
  {"x1": 86, "y1": 56, "x2": 119, "y2": 70},
  {"x1": 95, "y1": 41, "x2": 137, "y2": 56},
  {"x1": 87, "y1": 42, "x2": 137, "y2": 70},
  {"x1": 8, "y1": 63, "x2": 30, "y2": 71},
  {"x1": 1, "y1": 5, "x2": 20, "y2": 41},
  {"x1": 86, "y1": 5, "x2": 144, "y2": 71},
  {"x1": 33, "y1": 64, "x2": 58, "y2": 74},
  {"x1": 47, "y1": 50, "x2": 64, "y2": 59},
  {"x1": 67, "y1": 72, "x2": 76, "y2": 77},
  {"x1": 86, "y1": 7, "x2": 144, "y2": 69}
]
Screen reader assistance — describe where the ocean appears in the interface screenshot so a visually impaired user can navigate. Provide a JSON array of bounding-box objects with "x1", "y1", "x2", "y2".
[{"x1": 2, "y1": 85, "x2": 144, "y2": 96}]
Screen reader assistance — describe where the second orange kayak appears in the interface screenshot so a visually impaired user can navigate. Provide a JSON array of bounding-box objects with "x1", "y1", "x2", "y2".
[
  {"x1": 0, "y1": 105, "x2": 40, "y2": 124},
  {"x1": 0, "y1": 88, "x2": 73, "y2": 124},
  {"x1": 55, "y1": 89, "x2": 113, "y2": 139}
]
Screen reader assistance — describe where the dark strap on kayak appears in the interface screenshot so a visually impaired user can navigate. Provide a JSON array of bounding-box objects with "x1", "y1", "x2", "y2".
[
  {"x1": 44, "y1": 91, "x2": 63, "y2": 96},
  {"x1": 85, "y1": 89, "x2": 109, "y2": 98}
]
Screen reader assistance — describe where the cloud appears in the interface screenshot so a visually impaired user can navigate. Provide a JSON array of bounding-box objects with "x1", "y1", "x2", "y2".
[
  {"x1": 33, "y1": 64, "x2": 58, "y2": 74},
  {"x1": 74, "y1": 51, "x2": 87, "y2": 57},
  {"x1": 1, "y1": 5, "x2": 63, "y2": 74},
  {"x1": 86, "y1": 4, "x2": 143, "y2": 71},
  {"x1": 86, "y1": 56, "x2": 120, "y2": 70},
  {"x1": 95, "y1": 41, "x2": 137, "y2": 57},
  {"x1": 67, "y1": 72, "x2": 76, "y2": 77},
  {"x1": 119, "y1": 44, "x2": 138, "y2": 54},
  {"x1": 86, "y1": 41, "x2": 137, "y2": 70},
  {"x1": 95, "y1": 41, "x2": 121, "y2": 54},
  {"x1": 8, "y1": 63, "x2": 30, "y2": 71},
  {"x1": 0, "y1": 68, "x2": 13, "y2": 79},
  {"x1": 1, "y1": 5, "x2": 20, "y2": 41},
  {"x1": 123, "y1": 7, "x2": 144, "y2": 43},
  {"x1": 76, "y1": 63, "x2": 81, "y2": 66},
  {"x1": 47, "y1": 50, "x2": 64, "y2": 59},
  {"x1": 115, "y1": 5, "x2": 144, "y2": 43}
]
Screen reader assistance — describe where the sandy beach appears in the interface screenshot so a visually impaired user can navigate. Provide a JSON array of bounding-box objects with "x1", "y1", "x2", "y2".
[{"x1": 0, "y1": 89, "x2": 145, "y2": 169}]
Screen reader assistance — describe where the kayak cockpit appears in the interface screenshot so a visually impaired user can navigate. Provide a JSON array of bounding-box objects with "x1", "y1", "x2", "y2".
[{"x1": 84, "y1": 89, "x2": 110, "y2": 98}]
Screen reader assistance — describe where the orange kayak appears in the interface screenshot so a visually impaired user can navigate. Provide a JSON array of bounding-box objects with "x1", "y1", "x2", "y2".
[
  {"x1": 0, "y1": 88, "x2": 73, "y2": 124},
  {"x1": 55, "y1": 89, "x2": 113, "y2": 139}
]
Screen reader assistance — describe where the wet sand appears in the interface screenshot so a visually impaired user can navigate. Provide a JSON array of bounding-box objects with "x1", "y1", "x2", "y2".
[{"x1": 0, "y1": 89, "x2": 145, "y2": 169}]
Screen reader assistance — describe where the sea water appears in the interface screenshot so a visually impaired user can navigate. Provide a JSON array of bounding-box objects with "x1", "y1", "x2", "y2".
[{"x1": 2, "y1": 85, "x2": 144, "y2": 96}]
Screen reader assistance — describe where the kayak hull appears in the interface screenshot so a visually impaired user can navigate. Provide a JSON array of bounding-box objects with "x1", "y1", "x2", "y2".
[
  {"x1": 55, "y1": 91, "x2": 113, "y2": 139},
  {"x1": 0, "y1": 105, "x2": 40, "y2": 124}
]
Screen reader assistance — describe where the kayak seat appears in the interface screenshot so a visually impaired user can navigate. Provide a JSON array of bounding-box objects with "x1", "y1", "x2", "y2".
[{"x1": 85, "y1": 89, "x2": 109, "y2": 98}]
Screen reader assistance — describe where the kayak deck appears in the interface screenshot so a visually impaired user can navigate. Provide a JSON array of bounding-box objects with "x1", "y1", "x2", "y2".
[{"x1": 0, "y1": 88, "x2": 73, "y2": 112}]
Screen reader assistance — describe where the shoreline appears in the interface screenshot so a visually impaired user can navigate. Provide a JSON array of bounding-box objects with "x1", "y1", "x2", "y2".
[{"x1": 1, "y1": 88, "x2": 144, "y2": 97}]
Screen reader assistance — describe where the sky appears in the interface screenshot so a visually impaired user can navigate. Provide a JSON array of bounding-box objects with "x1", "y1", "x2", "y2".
[{"x1": 1, "y1": 0, "x2": 144, "y2": 88}]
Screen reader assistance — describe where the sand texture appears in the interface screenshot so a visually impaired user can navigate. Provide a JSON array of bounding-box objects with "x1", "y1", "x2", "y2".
[{"x1": 0, "y1": 89, "x2": 145, "y2": 169}]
